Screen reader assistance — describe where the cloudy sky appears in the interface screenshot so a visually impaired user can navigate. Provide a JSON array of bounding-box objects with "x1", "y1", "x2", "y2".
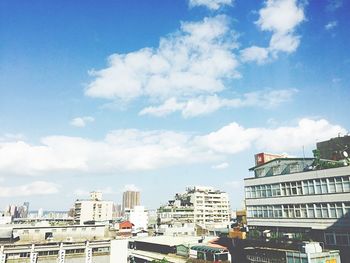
[{"x1": 0, "y1": 0, "x2": 349, "y2": 211}]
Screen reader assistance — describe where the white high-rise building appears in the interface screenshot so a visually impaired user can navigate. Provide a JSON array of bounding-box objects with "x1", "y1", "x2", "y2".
[
  {"x1": 158, "y1": 186, "x2": 231, "y2": 229},
  {"x1": 74, "y1": 191, "x2": 113, "y2": 224}
]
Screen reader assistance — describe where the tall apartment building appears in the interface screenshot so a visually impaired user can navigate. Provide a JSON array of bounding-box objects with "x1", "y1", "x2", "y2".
[
  {"x1": 74, "y1": 191, "x2": 113, "y2": 224},
  {"x1": 158, "y1": 186, "x2": 231, "y2": 229},
  {"x1": 244, "y1": 150, "x2": 350, "y2": 260},
  {"x1": 122, "y1": 191, "x2": 140, "y2": 212}
]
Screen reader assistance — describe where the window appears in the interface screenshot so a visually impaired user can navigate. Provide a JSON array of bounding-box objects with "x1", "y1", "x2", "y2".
[
  {"x1": 325, "y1": 233, "x2": 335, "y2": 245},
  {"x1": 315, "y1": 180, "x2": 321, "y2": 194},
  {"x1": 343, "y1": 177, "x2": 350, "y2": 192},
  {"x1": 336, "y1": 203, "x2": 344, "y2": 218},
  {"x1": 321, "y1": 204, "x2": 328, "y2": 218},
  {"x1": 301, "y1": 205, "x2": 307, "y2": 218},
  {"x1": 329, "y1": 204, "x2": 337, "y2": 218},
  {"x1": 328, "y1": 178, "x2": 336, "y2": 193},
  {"x1": 302, "y1": 181, "x2": 308, "y2": 195},
  {"x1": 315, "y1": 204, "x2": 322, "y2": 218},
  {"x1": 308, "y1": 180, "x2": 315, "y2": 194},
  {"x1": 295, "y1": 205, "x2": 301, "y2": 218},
  {"x1": 336, "y1": 234, "x2": 349, "y2": 246},
  {"x1": 335, "y1": 178, "x2": 343, "y2": 192},
  {"x1": 321, "y1": 179, "x2": 328, "y2": 193},
  {"x1": 307, "y1": 205, "x2": 315, "y2": 218},
  {"x1": 291, "y1": 182, "x2": 298, "y2": 195},
  {"x1": 266, "y1": 185, "x2": 272, "y2": 197}
]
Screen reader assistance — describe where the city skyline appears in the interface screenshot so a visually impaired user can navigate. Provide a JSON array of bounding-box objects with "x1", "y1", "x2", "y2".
[{"x1": 0, "y1": 0, "x2": 349, "y2": 211}]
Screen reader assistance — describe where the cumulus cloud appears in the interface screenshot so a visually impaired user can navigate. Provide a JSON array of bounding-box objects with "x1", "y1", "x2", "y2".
[
  {"x1": 325, "y1": 21, "x2": 338, "y2": 30},
  {"x1": 70, "y1": 116, "x2": 95, "y2": 127},
  {"x1": 212, "y1": 162, "x2": 229, "y2": 169},
  {"x1": 140, "y1": 89, "x2": 297, "y2": 118},
  {"x1": 189, "y1": 0, "x2": 233, "y2": 10},
  {"x1": 242, "y1": 0, "x2": 305, "y2": 64},
  {"x1": 0, "y1": 181, "x2": 59, "y2": 197},
  {"x1": 198, "y1": 118, "x2": 347, "y2": 153},
  {"x1": 0, "y1": 118, "x2": 344, "y2": 175},
  {"x1": 240, "y1": 46, "x2": 269, "y2": 64},
  {"x1": 86, "y1": 16, "x2": 239, "y2": 110}
]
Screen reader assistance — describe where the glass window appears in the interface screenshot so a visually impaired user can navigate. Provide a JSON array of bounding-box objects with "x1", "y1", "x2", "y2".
[
  {"x1": 336, "y1": 203, "x2": 344, "y2": 218},
  {"x1": 315, "y1": 180, "x2": 321, "y2": 194},
  {"x1": 343, "y1": 177, "x2": 350, "y2": 192},
  {"x1": 321, "y1": 204, "x2": 328, "y2": 218},
  {"x1": 308, "y1": 181, "x2": 315, "y2": 194},
  {"x1": 295, "y1": 205, "x2": 301, "y2": 218},
  {"x1": 336, "y1": 178, "x2": 343, "y2": 192},
  {"x1": 325, "y1": 233, "x2": 335, "y2": 245},
  {"x1": 281, "y1": 183, "x2": 286, "y2": 196},
  {"x1": 266, "y1": 185, "x2": 272, "y2": 197},
  {"x1": 321, "y1": 179, "x2": 328, "y2": 193},
  {"x1": 291, "y1": 182, "x2": 298, "y2": 195},
  {"x1": 301, "y1": 205, "x2": 307, "y2": 218},
  {"x1": 336, "y1": 234, "x2": 349, "y2": 246},
  {"x1": 251, "y1": 187, "x2": 256, "y2": 198},
  {"x1": 302, "y1": 181, "x2": 309, "y2": 195},
  {"x1": 307, "y1": 204, "x2": 315, "y2": 218},
  {"x1": 315, "y1": 204, "x2": 322, "y2": 218},
  {"x1": 329, "y1": 204, "x2": 337, "y2": 218},
  {"x1": 328, "y1": 178, "x2": 336, "y2": 193}
]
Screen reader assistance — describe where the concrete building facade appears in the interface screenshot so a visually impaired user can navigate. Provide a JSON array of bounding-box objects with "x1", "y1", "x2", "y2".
[
  {"x1": 158, "y1": 186, "x2": 231, "y2": 229},
  {"x1": 122, "y1": 191, "x2": 140, "y2": 213},
  {"x1": 74, "y1": 192, "x2": 113, "y2": 225},
  {"x1": 244, "y1": 156, "x2": 350, "y2": 260}
]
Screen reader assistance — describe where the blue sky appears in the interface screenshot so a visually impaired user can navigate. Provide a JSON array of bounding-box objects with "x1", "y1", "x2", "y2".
[{"x1": 0, "y1": 0, "x2": 349, "y2": 211}]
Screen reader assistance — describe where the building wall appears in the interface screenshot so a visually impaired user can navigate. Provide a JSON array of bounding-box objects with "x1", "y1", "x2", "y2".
[
  {"x1": 12, "y1": 225, "x2": 107, "y2": 242},
  {"x1": 74, "y1": 200, "x2": 113, "y2": 224},
  {"x1": 122, "y1": 191, "x2": 140, "y2": 212}
]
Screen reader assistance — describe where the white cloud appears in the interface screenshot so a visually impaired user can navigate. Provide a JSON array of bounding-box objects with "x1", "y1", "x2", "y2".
[
  {"x1": 70, "y1": 116, "x2": 95, "y2": 127},
  {"x1": 189, "y1": 0, "x2": 233, "y2": 10},
  {"x1": 243, "y1": 0, "x2": 305, "y2": 63},
  {"x1": 140, "y1": 89, "x2": 297, "y2": 118},
  {"x1": 0, "y1": 118, "x2": 345, "y2": 175},
  {"x1": 86, "y1": 16, "x2": 239, "y2": 103},
  {"x1": 198, "y1": 118, "x2": 347, "y2": 154},
  {"x1": 212, "y1": 162, "x2": 229, "y2": 169},
  {"x1": 0, "y1": 133, "x2": 26, "y2": 142},
  {"x1": 325, "y1": 21, "x2": 338, "y2": 30},
  {"x1": 240, "y1": 46, "x2": 269, "y2": 64},
  {"x1": 0, "y1": 181, "x2": 59, "y2": 197}
]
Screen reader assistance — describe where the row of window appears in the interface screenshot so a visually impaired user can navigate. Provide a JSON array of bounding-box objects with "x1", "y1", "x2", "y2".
[
  {"x1": 16, "y1": 227, "x2": 97, "y2": 234},
  {"x1": 245, "y1": 175, "x2": 350, "y2": 199},
  {"x1": 325, "y1": 232, "x2": 350, "y2": 246},
  {"x1": 247, "y1": 202, "x2": 350, "y2": 219}
]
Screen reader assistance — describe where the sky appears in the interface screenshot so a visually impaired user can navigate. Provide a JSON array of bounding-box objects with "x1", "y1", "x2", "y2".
[{"x1": 0, "y1": 0, "x2": 349, "y2": 211}]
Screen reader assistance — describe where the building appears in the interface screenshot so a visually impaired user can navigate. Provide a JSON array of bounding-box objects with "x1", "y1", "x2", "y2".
[
  {"x1": 0, "y1": 240, "x2": 111, "y2": 263},
  {"x1": 125, "y1": 205, "x2": 148, "y2": 231},
  {"x1": 317, "y1": 134, "x2": 350, "y2": 161},
  {"x1": 158, "y1": 186, "x2": 231, "y2": 229},
  {"x1": 122, "y1": 191, "x2": 140, "y2": 213},
  {"x1": 74, "y1": 192, "x2": 113, "y2": 225},
  {"x1": 244, "y1": 150, "x2": 350, "y2": 260}
]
